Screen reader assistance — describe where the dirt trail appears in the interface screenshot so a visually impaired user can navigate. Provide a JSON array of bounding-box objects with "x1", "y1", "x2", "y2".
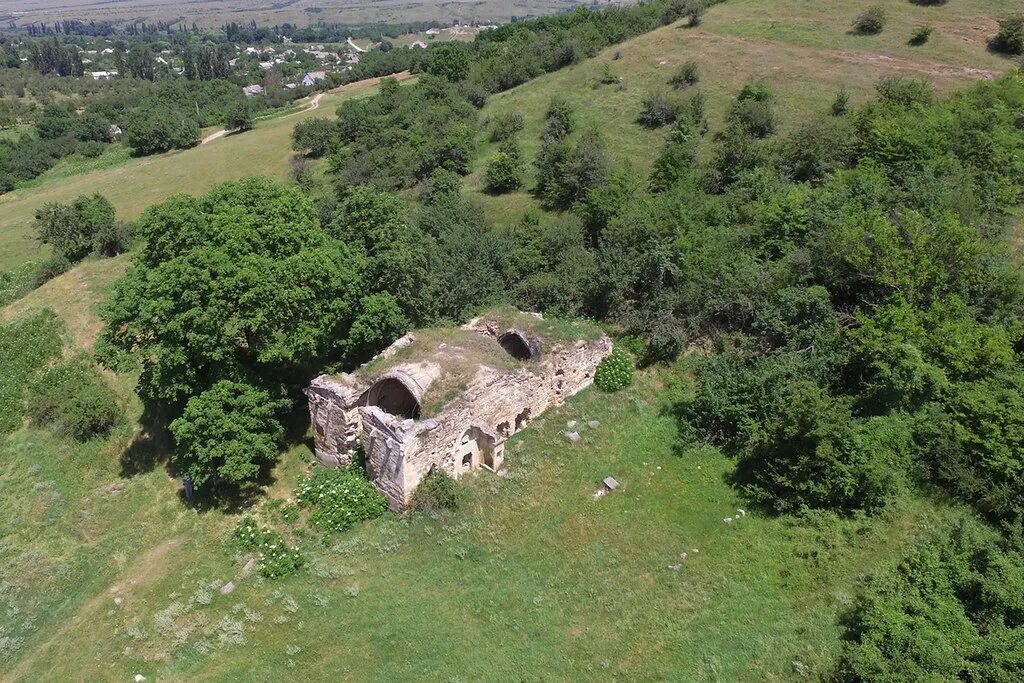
[
  {"x1": 199, "y1": 71, "x2": 410, "y2": 146},
  {"x1": 4, "y1": 538, "x2": 182, "y2": 682}
]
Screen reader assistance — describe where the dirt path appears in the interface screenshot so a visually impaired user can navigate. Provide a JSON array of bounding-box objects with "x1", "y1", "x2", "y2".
[
  {"x1": 5, "y1": 538, "x2": 182, "y2": 682},
  {"x1": 347, "y1": 36, "x2": 367, "y2": 53},
  {"x1": 199, "y1": 71, "x2": 409, "y2": 146}
]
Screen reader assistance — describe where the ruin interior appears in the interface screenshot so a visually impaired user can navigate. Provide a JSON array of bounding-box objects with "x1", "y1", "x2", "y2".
[{"x1": 306, "y1": 310, "x2": 612, "y2": 509}]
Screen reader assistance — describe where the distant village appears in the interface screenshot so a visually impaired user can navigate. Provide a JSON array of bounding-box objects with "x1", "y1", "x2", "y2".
[{"x1": 65, "y1": 23, "x2": 499, "y2": 96}]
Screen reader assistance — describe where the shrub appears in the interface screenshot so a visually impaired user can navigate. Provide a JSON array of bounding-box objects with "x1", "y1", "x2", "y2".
[
  {"x1": 410, "y1": 470, "x2": 460, "y2": 513},
  {"x1": 595, "y1": 347, "x2": 634, "y2": 392},
  {"x1": 991, "y1": 14, "x2": 1024, "y2": 55},
  {"x1": 292, "y1": 118, "x2": 337, "y2": 157},
  {"x1": 489, "y1": 111, "x2": 524, "y2": 142},
  {"x1": 595, "y1": 63, "x2": 620, "y2": 86},
  {"x1": 638, "y1": 92, "x2": 678, "y2": 128},
  {"x1": 25, "y1": 355, "x2": 122, "y2": 441},
  {"x1": 853, "y1": 6, "x2": 886, "y2": 35},
  {"x1": 295, "y1": 466, "x2": 389, "y2": 534},
  {"x1": 909, "y1": 0, "x2": 946, "y2": 5},
  {"x1": 485, "y1": 140, "x2": 525, "y2": 194},
  {"x1": 669, "y1": 60, "x2": 700, "y2": 89},
  {"x1": 169, "y1": 380, "x2": 287, "y2": 489},
  {"x1": 229, "y1": 517, "x2": 304, "y2": 578},
  {"x1": 875, "y1": 75, "x2": 934, "y2": 107},
  {"x1": 831, "y1": 88, "x2": 851, "y2": 116},
  {"x1": 76, "y1": 140, "x2": 106, "y2": 158},
  {"x1": 0, "y1": 310, "x2": 64, "y2": 434},
  {"x1": 729, "y1": 84, "x2": 777, "y2": 138},
  {"x1": 225, "y1": 101, "x2": 254, "y2": 132},
  {"x1": 908, "y1": 25, "x2": 934, "y2": 46}
]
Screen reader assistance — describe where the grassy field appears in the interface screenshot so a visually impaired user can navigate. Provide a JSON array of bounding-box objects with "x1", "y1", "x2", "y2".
[
  {"x1": 0, "y1": 0, "x2": 1017, "y2": 678},
  {"x1": 463, "y1": 0, "x2": 1020, "y2": 224},
  {"x1": 0, "y1": 74, "x2": 408, "y2": 273},
  {"x1": 0, "y1": 264, "x2": 936, "y2": 678}
]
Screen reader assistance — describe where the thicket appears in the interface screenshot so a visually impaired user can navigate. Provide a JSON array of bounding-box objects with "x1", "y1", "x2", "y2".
[
  {"x1": 410, "y1": 470, "x2": 461, "y2": 513},
  {"x1": 25, "y1": 355, "x2": 121, "y2": 440},
  {"x1": 295, "y1": 466, "x2": 389, "y2": 533},
  {"x1": 991, "y1": 14, "x2": 1024, "y2": 55},
  {"x1": 0, "y1": 310, "x2": 64, "y2": 434}
]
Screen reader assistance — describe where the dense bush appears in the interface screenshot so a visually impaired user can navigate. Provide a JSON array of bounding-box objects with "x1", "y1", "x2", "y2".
[
  {"x1": 852, "y1": 6, "x2": 887, "y2": 35},
  {"x1": 489, "y1": 111, "x2": 525, "y2": 142},
  {"x1": 837, "y1": 514, "x2": 1024, "y2": 682},
  {"x1": 0, "y1": 310, "x2": 64, "y2": 434},
  {"x1": 410, "y1": 470, "x2": 461, "y2": 513},
  {"x1": 485, "y1": 139, "x2": 525, "y2": 194},
  {"x1": 169, "y1": 380, "x2": 287, "y2": 489},
  {"x1": 638, "y1": 92, "x2": 679, "y2": 128},
  {"x1": 295, "y1": 465, "x2": 389, "y2": 533},
  {"x1": 25, "y1": 356, "x2": 122, "y2": 441},
  {"x1": 34, "y1": 193, "x2": 117, "y2": 263},
  {"x1": 123, "y1": 107, "x2": 199, "y2": 156},
  {"x1": 990, "y1": 14, "x2": 1024, "y2": 55},
  {"x1": 728, "y1": 82, "x2": 776, "y2": 138},
  {"x1": 291, "y1": 118, "x2": 337, "y2": 157},
  {"x1": 668, "y1": 60, "x2": 700, "y2": 89},
  {"x1": 908, "y1": 25, "x2": 934, "y2": 46},
  {"x1": 229, "y1": 517, "x2": 304, "y2": 578},
  {"x1": 595, "y1": 347, "x2": 635, "y2": 392}
]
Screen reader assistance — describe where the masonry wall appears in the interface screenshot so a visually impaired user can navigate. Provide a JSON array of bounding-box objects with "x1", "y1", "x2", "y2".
[{"x1": 307, "y1": 330, "x2": 612, "y2": 509}]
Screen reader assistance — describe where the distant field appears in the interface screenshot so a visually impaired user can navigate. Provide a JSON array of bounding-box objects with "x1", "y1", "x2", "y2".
[
  {"x1": 0, "y1": 73, "x2": 408, "y2": 273},
  {"x1": 1, "y1": 0, "x2": 597, "y2": 29}
]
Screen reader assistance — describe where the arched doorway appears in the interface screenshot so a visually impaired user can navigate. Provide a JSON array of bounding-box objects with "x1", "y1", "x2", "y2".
[
  {"x1": 362, "y1": 376, "x2": 421, "y2": 419},
  {"x1": 454, "y1": 427, "x2": 496, "y2": 473}
]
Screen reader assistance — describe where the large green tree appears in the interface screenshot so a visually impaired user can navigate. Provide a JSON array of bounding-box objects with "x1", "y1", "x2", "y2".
[{"x1": 100, "y1": 177, "x2": 363, "y2": 404}]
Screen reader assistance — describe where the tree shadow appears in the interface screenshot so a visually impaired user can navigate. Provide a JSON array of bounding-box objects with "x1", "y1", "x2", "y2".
[{"x1": 119, "y1": 401, "x2": 173, "y2": 477}]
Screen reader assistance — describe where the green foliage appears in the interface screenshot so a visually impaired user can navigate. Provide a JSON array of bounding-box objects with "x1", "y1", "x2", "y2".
[
  {"x1": 908, "y1": 25, "x2": 934, "y2": 46},
  {"x1": 837, "y1": 514, "x2": 1024, "y2": 682},
  {"x1": 410, "y1": 470, "x2": 461, "y2": 513},
  {"x1": 170, "y1": 380, "x2": 287, "y2": 489},
  {"x1": 344, "y1": 293, "x2": 409, "y2": 364},
  {"x1": 295, "y1": 466, "x2": 389, "y2": 534},
  {"x1": 852, "y1": 6, "x2": 886, "y2": 35},
  {"x1": 0, "y1": 310, "x2": 64, "y2": 434},
  {"x1": 485, "y1": 139, "x2": 525, "y2": 194},
  {"x1": 535, "y1": 129, "x2": 609, "y2": 210},
  {"x1": 735, "y1": 382, "x2": 911, "y2": 514},
  {"x1": 123, "y1": 107, "x2": 199, "y2": 156},
  {"x1": 100, "y1": 177, "x2": 362, "y2": 404},
  {"x1": 649, "y1": 119, "x2": 699, "y2": 192},
  {"x1": 991, "y1": 14, "x2": 1024, "y2": 55},
  {"x1": 25, "y1": 355, "x2": 121, "y2": 441},
  {"x1": 728, "y1": 82, "x2": 776, "y2": 138},
  {"x1": 229, "y1": 517, "x2": 304, "y2": 578},
  {"x1": 34, "y1": 193, "x2": 116, "y2": 263},
  {"x1": 225, "y1": 101, "x2": 254, "y2": 132},
  {"x1": 668, "y1": 60, "x2": 699, "y2": 89},
  {"x1": 426, "y1": 42, "x2": 472, "y2": 82},
  {"x1": 831, "y1": 89, "x2": 851, "y2": 116},
  {"x1": 595, "y1": 347, "x2": 634, "y2": 392},
  {"x1": 488, "y1": 111, "x2": 524, "y2": 143},
  {"x1": 332, "y1": 75, "x2": 477, "y2": 189},
  {"x1": 916, "y1": 374, "x2": 1024, "y2": 525},
  {"x1": 638, "y1": 91, "x2": 679, "y2": 129},
  {"x1": 291, "y1": 118, "x2": 337, "y2": 157}
]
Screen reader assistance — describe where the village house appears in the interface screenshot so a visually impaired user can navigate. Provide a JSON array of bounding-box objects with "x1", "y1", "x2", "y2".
[
  {"x1": 242, "y1": 84, "x2": 264, "y2": 97},
  {"x1": 306, "y1": 310, "x2": 611, "y2": 509},
  {"x1": 301, "y1": 70, "x2": 326, "y2": 86}
]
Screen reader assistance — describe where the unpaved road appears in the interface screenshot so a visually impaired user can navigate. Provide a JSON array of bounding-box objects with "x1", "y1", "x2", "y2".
[{"x1": 200, "y1": 91, "x2": 326, "y2": 145}]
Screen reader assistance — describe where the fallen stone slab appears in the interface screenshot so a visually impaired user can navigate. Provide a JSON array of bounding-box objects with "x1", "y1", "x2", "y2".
[{"x1": 564, "y1": 431, "x2": 581, "y2": 443}]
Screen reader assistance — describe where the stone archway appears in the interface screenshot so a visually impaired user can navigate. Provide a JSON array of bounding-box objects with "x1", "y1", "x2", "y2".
[
  {"x1": 498, "y1": 331, "x2": 539, "y2": 360},
  {"x1": 362, "y1": 376, "x2": 421, "y2": 419}
]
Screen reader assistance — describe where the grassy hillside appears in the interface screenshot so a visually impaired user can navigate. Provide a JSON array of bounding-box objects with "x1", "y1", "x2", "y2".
[
  {"x1": 464, "y1": 0, "x2": 1019, "y2": 222},
  {"x1": 1, "y1": 0, "x2": 1020, "y2": 679},
  {"x1": 0, "y1": 74, "x2": 408, "y2": 273}
]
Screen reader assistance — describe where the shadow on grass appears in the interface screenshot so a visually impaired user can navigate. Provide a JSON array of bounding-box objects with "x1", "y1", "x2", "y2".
[{"x1": 119, "y1": 401, "x2": 173, "y2": 477}]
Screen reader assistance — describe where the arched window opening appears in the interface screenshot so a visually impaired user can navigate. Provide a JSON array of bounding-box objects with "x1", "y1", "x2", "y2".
[
  {"x1": 363, "y1": 377, "x2": 421, "y2": 419},
  {"x1": 499, "y1": 331, "x2": 536, "y2": 360}
]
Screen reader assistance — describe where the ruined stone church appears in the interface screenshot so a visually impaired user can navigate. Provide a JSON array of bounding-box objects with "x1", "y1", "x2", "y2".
[{"x1": 306, "y1": 310, "x2": 611, "y2": 509}]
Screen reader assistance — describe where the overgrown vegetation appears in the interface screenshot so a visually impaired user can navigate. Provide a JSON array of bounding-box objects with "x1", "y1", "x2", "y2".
[
  {"x1": 0, "y1": 309, "x2": 64, "y2": 433},
  {"x1": 295, "y1": 465, "x2": 389, "y2": 534},
  {"x1": 24, "y1": 355, "x2": 121, "y2": 441},
  {"x1": 595, "y1": 347, "x2": 634, "y2": 392}
]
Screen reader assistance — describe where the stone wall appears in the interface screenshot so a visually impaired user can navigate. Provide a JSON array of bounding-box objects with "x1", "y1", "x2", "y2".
[{"x1": 306, "y1": 318, "x2": 611, "y2": 509}]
